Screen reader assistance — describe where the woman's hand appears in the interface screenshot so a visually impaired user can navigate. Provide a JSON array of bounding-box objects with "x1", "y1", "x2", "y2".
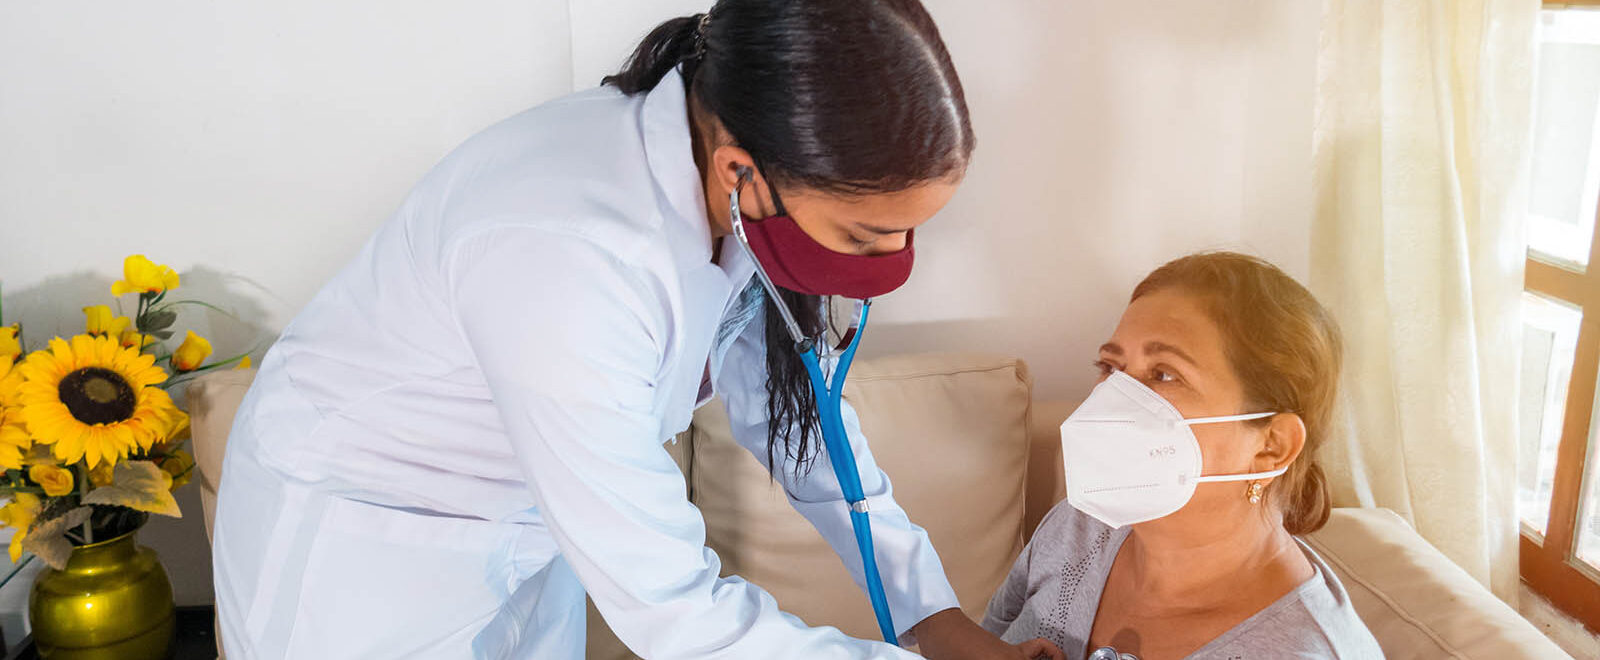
[
  {"x1": 1012, "y1": 637, "x2": 1066, "y2": 660},
  {"x1": 911, "y1": 609, "x2": 1065, "y2": 660}
]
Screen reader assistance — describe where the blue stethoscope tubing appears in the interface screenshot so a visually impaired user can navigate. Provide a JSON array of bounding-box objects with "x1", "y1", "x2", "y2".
[
  {"x1": 726, "y1": 170, "x2": 899, "y2": 645},
  {"x1": 795, "y1": 301, "x2": 898, "y2": 645}
]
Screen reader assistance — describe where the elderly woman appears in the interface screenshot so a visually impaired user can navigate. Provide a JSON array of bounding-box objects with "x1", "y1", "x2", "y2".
[{"x1": 983, "y1": 252, "x2": 1383, "y2": 659}]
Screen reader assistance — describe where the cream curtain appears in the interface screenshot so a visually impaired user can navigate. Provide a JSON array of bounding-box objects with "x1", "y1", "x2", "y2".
[{"x1": 1311, "y1": 0, "x2": 1538, "y2": 602}]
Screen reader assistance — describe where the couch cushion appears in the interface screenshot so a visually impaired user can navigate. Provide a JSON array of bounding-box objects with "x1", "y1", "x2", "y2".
[
  {"x1": 685, "y1": 352, "x2": 1033, "y2": 644},
  {"x1": 1305, "y1": 508, "x2": 1571, "y2": 659},
  {"x1": 1025, "y1": 400, "x2": 1071, "y2": 539},
  {"x1": 587, "y1": 353, "x2": 1036, "y2": 658},
  {"x1": 186, "y1": 367, "x2": 258, "y2": 544}
]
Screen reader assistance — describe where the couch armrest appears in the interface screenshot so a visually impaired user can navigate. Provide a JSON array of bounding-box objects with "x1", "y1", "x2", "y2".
[{"x1": 1305, "y1": 508, "x2": 1571, "y2": 659}]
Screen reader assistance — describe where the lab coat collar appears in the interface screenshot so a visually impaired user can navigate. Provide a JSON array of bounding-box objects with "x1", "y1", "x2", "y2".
[
  {"x1": 639, "y1": 66, "x2": 757, "y2": 317},
  {"x1": 640, "y1": 67, "x2": 715, "y2": 271}
]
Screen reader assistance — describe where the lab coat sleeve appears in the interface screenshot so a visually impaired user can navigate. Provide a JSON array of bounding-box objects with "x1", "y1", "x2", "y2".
[
  {"x1": 714, "y1": 307, "x2": 963, "y2": 645},
  {"x1": 449, "y1": 228, "x2": 917, "y2": 660}
]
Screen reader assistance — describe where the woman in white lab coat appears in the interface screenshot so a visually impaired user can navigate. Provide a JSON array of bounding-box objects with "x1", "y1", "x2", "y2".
[{"x1": 213, "y1": 1, "x2": 1060, "y2": 658}]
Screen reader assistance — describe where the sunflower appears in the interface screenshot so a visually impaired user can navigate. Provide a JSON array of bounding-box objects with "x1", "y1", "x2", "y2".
[
  {"x1": 0, "y1": 361, "x2": 29, "y2": 470},
  {"x1": 15, "y1": 335, "x2": 179, "y2": 468}
]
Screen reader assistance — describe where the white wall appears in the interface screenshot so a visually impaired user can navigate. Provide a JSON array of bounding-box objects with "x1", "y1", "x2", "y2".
[
  {"x1": 0, "y1": 1, "x2": 1318, "y2": 606},
  {"x1": 867, "y1": 1, "x2": 1317, "y2": 398}
]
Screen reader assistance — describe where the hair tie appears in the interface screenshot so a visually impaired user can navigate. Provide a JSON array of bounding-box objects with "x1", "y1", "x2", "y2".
[{"x1": 693, "y1": 12, "x2": 712, "y2": 59}]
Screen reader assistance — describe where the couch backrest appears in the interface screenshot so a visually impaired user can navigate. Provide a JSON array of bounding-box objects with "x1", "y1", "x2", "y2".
[
  {"x1": 700, "y1": 353, "x2": 1038, "y2": 634},
  {"x1": 188, "y1": 367, "x2": 257, "y2": 545}
]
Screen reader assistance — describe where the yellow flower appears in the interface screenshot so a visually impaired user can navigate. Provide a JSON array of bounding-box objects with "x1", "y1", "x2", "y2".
[
  {"x1": 110, "y1": 255, "x2": 180, "y2": 297},
  {"x1": 0, "y1": 493, "x2": 41, "y2": 562},
  {"x1": 27, "y1": 465, "x2": 74, "y2": 497},
  {"x1": 0, "y1": 325, "x2": 20, "y2": 364},
  {"x1": 166, "y1": 412, "x2": 191, "y2": 444},
  {"x1": 161, "y1": 450, "x2": 195, "y2": 491},
  {"x1": 119, "y1": 329, "x2": 158, "y2": 351},
  {"x1": 235, "y1": 356, "x2": 252, "y2": 370},
  {"x1": 0, "y1": 494, "x2": 39, "y2": 530},
  {"x1": 0, "y1": 422, "x2": 28, "y2": 471},
  {"x1": 16, "y1": 335, "x2": 180, "y2": 468},
  {"x1": 82, "y1": 305, "x2": 132, "y2": 339},
  {"x1": 0, "y1": 365, "x2": 28, "y2": 471},
  {"x1": 171, "y1": 332, "x2": 212, "y2": 372},
  {"x1": 0, "y1": 360, "x2": 17, "y2": 407},
  {"x1": 88, "y1": 462, "x2": 114, "y2": 488}
]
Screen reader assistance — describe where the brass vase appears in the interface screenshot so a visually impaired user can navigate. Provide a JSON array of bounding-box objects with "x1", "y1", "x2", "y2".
[{"x1": 27, "y1": 528, "x2": 175, "y2": 659}]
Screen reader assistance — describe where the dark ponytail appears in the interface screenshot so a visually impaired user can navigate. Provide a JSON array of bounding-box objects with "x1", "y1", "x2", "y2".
[
  {"x1": 601, "y1": 15, "x2": 705, "y2": 95},
  {"x1": 608, "y1": 1, "x2": 974, "y2": 476}
]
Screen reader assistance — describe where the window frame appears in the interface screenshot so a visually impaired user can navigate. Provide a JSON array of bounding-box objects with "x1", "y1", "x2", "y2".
[
  {"x1": 1522, "y1": 1, "x2": 1600, "y2": 631},
  {"x1": 1522, "y1": 256, "x2": 1600, "y2": 629}
]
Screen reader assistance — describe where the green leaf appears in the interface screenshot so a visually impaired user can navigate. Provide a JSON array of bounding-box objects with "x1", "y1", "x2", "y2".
[
  {"x1": 183, "y1": 351, "x2": 253, "y2": 374},
  {"x1": 82, "y1": 462, "x2": 180, "y2": 518},
  {"x1": 153, "y1": 300, "x2": 237, "y2": 319},
  {"x1": 22, "y1": 506, "x2": 91, "y2": 570},
  {"x1": 138, "y1": 310, "x2": 177, "y2": 333}
]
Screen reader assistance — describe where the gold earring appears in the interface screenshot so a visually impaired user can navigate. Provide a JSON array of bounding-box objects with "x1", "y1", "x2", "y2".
[{"x1": 1246, "y1": 481, "x2": 1264, "y2": 505}]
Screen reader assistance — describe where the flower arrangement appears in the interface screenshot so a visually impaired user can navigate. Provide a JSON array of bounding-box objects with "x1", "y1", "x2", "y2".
[{"x1": 0, "y1": 255, "x2": 248, "y2": 569}]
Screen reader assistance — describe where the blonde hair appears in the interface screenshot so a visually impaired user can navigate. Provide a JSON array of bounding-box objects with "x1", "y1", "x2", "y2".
[{"x1": 1131, "y1": 252, "x2": 1343, "y2": 535}]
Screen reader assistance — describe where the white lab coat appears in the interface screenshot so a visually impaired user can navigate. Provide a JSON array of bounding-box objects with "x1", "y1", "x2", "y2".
[{"x1": 211, "y1": 67, "x2": 959, "y2": 659}]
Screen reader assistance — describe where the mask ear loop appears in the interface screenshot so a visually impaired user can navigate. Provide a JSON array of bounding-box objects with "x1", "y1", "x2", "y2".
[
  {"x1": 755, "y1": 164, "x2": 860, "y2": 358},
  {"x1": 1182, "y1": 411, "x2": 1277, "y2": 425},
  {"x1": 730, "y1": 164, "x2": 867, "y2": 357},
  {"x1": 729, "y1": 166, "x2": 810, "y2": 351},
  {"x1": 1191, "y1": 465, "x2": 1288, "y2": 484},
  {"x1": 1185, "y1": 411, "x2": 1290, "y2": 483},
  {"x1": 749, "y1": 157, "x2": 789, "y2": 217}
]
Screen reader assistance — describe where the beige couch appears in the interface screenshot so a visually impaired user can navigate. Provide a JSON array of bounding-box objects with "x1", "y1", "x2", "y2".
[{"x1": 189, "y1": 353, "x2": 1570, "y2": 659}]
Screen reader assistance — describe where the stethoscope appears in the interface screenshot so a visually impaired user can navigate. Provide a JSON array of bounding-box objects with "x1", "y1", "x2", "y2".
[{"x1": 726, "y1": 169, "x2": 899, "y2": 645}]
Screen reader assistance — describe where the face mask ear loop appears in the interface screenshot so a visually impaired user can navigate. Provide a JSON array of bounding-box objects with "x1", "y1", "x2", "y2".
[
  {"x1": 1183, "y1": 411, "x2": 1289, "y2": 483},
  {"x1": 751, "y1": 157, "x2": 789, "y2": 217},
  {"x1": 1182, "y1": 411, "x2": 1279, "y2": 426},
  {"x1": 1191, "y1": 465, "x2": 1289, "y2": 484},
  {"x1": 729, "y1": 166, "x2": 811, "y2": 352}
]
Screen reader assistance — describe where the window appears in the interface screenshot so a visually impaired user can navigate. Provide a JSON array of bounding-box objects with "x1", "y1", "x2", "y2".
[{"x1": 1519, "y1": 2, "x2": 1600, "y2": 631}]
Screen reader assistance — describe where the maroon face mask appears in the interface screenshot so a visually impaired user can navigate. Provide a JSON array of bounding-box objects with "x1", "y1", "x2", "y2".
[{"x1": 730, "y1": 170, "x2": 915, "y2": 300}]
